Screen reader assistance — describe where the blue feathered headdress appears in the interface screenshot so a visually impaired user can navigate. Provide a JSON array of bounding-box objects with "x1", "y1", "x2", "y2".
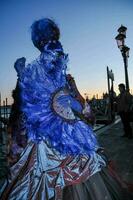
[{"x1": 31, "y1": 18, "x2": 60, "y2": 51}]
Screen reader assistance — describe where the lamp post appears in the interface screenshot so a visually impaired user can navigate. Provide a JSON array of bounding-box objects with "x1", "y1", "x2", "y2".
[{"x1": 115, "y1": 25, "x2": 130, "y2": 91}]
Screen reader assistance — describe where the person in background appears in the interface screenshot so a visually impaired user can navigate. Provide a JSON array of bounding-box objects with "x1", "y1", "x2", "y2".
[{"x1": 117, "y1": 83, "x2": 132, "y2": 139}]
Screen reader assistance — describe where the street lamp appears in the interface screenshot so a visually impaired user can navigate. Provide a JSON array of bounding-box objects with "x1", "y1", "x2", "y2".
[{"x1": 115, "y1": 25, "x2": 130, "y2": 91}]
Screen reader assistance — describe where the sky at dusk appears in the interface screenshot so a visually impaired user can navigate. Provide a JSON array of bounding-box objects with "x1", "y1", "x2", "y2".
[{"x1": 0, "y1": 0, "x2": 133, "y2": 104}]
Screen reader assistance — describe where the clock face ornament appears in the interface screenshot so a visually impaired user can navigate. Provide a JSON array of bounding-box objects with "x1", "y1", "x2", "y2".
[{"x1": 52, "y1": 89, "x2": 76, "y2": 121}]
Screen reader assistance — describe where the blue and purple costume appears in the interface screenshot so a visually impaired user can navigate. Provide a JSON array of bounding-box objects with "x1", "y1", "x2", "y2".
[{"x1": 1, "y1": 42, "x2": 113, "y2": 200}]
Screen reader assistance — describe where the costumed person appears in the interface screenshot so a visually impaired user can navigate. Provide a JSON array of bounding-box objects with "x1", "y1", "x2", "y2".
[
  {"x1": 7, "y1": 80, "x2": 27, "y2": 166},
  {"x1": 1, "y1": 18, "x2": 133, "y2": 200},
  {"x1": 117, "y1": 83, "x2": 133, "y2": 139},
  {"x1": 66, "y1": 74, "x2": 85, "y2": 107},
  {"x1": 66, "y1": 74, "x2": 95, "y2": 126}
]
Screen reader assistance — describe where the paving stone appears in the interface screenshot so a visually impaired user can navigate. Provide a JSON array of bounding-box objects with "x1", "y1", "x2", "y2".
[{"x1": 97, "y1": 121, "x2": 133, "y2": 183}]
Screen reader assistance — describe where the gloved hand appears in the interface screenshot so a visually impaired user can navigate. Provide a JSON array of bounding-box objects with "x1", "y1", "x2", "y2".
[{"x1": 14, "y1": 57, "x2": 26, "y2": 76}]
